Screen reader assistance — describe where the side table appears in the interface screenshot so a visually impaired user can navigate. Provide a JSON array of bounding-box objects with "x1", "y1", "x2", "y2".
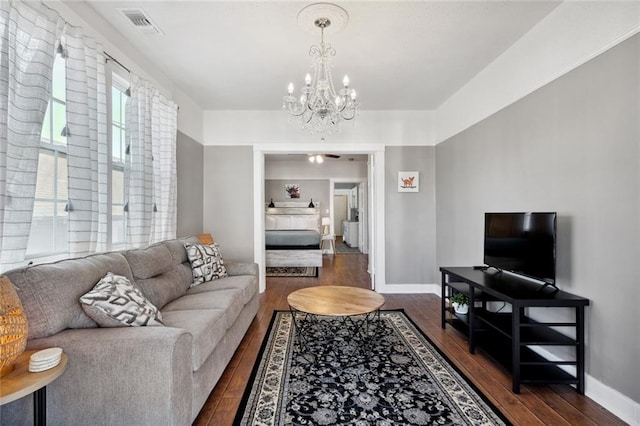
[{"x1": 0, "y1": 349, "x2": 68, "y2": 425}]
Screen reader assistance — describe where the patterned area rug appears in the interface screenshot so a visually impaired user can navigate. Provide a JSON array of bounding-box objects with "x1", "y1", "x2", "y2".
[
  {"x1": 234, "y1": 310, "x2": 510, "y2": 425},
  {"x1": 266, "y1": 267, "x2": 318, "y2": 277}
]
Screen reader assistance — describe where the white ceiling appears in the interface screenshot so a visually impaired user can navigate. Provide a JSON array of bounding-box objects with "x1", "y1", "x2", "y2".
[{"x1": 85, "y1": 1, "x2": 561, "y2": 111}]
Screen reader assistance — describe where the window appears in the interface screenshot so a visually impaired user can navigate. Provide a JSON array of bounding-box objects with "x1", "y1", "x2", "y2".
[
  {"x1": 26, "y1": 55, "x2": 131, "y2": 258},
  {"x1": 111, "y1": 74, "x2": 129, "y2": 247},
  {"x1": 26, "y1": 55, "x2": 68, "y2": 257}
]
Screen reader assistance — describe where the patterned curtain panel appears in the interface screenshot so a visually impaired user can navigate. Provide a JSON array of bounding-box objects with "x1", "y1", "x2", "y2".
[
  {"x1": 0, "y1": 1, "x2": 63, "y2": 271},
  {"x1": 150, "y1": 91, "x2": 177, "y2": 243},
  {"x1": 63, "y1": 25, "x2": 108, "y2": 256},
  {"x1": 124, "y1": 74, "x2": 154, "y2": 248},
  {"x1": 125, "y1": 74, "x2": 177, "y2": 248}
]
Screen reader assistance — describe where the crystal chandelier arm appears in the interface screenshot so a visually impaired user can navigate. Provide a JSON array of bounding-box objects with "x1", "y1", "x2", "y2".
[
  {"x1": 304, "y1": 111, "x2": 314, "y2": 125},
  {"x1": 339, "y1": 107, "x2": 357, "y2": 120}
]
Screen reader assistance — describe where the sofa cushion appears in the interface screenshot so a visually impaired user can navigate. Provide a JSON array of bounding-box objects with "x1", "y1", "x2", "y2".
[
  {"x1": 6, "y1": 252, "x2": 133, "y2": 339},
  {"x1": 161, "y1": 309, "x2": 227, "y2": 371},
  {"x1": 175, "y1": 262, "x2": 195, "y2": 290},
  {"x1": 134, "y1": 270, "x2": 187, "y2": 310},
  {"x1": 162, "y1": 236, "x2": 199, "y2": 265},
  {"x1": 80, "y1": 273, "x2": 163, "y2": 327},
  {"x1": 162, "y1": 288, "x2": 244, "y2": 332},
  {"x1": 225, "y1": 262, "x2": 259, "y2": 277},
  {"x1": 184, "y1": 243, "x2": 227, "y2": 286},
  {"x1": 124, "y1": 244, "x2": 173, "y2": 280},
  {"x1": 187, "y1": 275, "x2": 257, "y2": 306}
]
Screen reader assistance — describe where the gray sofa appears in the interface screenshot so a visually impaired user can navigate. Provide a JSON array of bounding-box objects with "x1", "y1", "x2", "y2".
[{"x1": 0, "y1": 236, "x2": 259, "y2": 425}]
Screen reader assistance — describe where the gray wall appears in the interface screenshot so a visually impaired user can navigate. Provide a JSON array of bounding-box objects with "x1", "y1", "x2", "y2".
[
  {"x1": 436, "y1": 35, "x2": 639, "y2": 401},
  {"x1": 265, "y1": 179, "x2": 329, "y2": 212},
  {"x1": 385, "y1": 146, "x2": 437, "y2": 285},
  {"x1": 176, "y1": 131, "x2": 203, "y2": 237},
  {"x1": 202, "y1": 146, "x2": 254, "y2": 263}
]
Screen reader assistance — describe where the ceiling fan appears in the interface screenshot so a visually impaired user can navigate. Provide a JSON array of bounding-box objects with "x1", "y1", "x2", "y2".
[
  {"x1": 308, "y1": 136, "x2": 341, "y2": 162},
  {"x1": 308, "y1": 153, "x2": 340, "y2": 163}
]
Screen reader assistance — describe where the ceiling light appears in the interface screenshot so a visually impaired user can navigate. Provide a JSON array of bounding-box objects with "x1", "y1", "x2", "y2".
[
  {"x1": 282, "y1": 3, "x2": 358, "y2": 135},
  {"x1": 308, "y1": 154, "x2": 325, "y2": 164}
]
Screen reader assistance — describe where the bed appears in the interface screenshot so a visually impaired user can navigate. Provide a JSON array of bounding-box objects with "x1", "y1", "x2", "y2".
[{"x1": 265, "y1": 204, "x2": 322, "y2": 268}]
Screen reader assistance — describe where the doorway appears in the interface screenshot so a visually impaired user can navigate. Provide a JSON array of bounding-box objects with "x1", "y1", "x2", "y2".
[
  {"x1": 253, "y1": 144, "x2": 386, "y2": 293},
  {"x1": 333, "y1": 195, "x2": 348, "y2": 237},
  {"x1": 331, "y1": 180, "x2": 367, "y2": 256}
]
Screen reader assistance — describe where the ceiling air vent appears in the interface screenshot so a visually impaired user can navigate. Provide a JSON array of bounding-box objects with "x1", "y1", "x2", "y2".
[{"x1": 118, "y1": 8, "x2": 163, "y2": 35}]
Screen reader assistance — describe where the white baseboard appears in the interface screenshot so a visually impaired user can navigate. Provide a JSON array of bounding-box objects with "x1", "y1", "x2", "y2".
[
  {"x1": 586, "y1": 373, "x2": 640, "y2": 425},
  {"x1": 530, "y1": 347, "x2": 640, "y2": 425}
]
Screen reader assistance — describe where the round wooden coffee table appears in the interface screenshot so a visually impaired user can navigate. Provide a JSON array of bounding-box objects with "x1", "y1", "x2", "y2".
[
  {"x1": 287, "y1": 285, "x2": 385, "y2": 316},
  {"x1": 287, "y1": 286, "x2": 385, "y2": 361}
]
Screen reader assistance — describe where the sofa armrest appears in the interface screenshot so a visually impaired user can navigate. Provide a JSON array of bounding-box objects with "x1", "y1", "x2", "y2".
[
  {"x1": 1, "y1": 327, "x2": 193, "y2": 426},
  {"x1": 226, "y1": 262, "x2": 258, "y2": 277}
]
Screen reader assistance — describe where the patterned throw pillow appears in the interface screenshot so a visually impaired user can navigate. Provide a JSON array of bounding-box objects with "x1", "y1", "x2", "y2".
[
  {"x1": 184, "y1": 242, "x2": 228, "y2": 287},
  {"x1": 79, "y1": 273, "x2": 164, "y2": 327}
]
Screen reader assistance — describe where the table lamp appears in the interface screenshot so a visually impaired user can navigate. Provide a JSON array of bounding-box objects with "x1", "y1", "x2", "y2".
[
  {"x1": 0, "y1": 275, "x2": 28, "y2": 377},
  {"x1": 321, "y1": 217, "x2": 331, "y2": 234}
]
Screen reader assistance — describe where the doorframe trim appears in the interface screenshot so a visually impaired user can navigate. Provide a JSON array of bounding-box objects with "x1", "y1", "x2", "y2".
[{"x1": 253, "y1": 143, "x2": 385, "y2": 293}]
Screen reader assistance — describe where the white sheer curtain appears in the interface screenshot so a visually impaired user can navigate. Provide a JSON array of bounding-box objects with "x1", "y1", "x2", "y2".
[
  {"x1": 150, "y1": 90, "x2": 177, "y2": 243},
  {"x1": 125, "y1": 74, "x2": 177, "y2": 248},
  {"x1": 63, "y1": 25, "x2": 108, "y2": 256},
  {"x1": 0, "y1": 1, "x2": 63, "y2": 271}
]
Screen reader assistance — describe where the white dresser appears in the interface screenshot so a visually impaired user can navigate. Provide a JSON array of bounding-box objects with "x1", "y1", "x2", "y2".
[{"x1": 342, "y1": 221, "x2": 359, "y2": 248}]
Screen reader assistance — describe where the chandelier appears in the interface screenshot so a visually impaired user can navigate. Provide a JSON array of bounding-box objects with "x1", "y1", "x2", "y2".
[{"x1": 282, "y1": 3, "x2": 358, "y2": 134}]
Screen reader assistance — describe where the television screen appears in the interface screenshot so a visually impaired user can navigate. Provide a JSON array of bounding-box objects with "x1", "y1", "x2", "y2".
[{"x1": 484, "y1": 212, "x2": 556, "y2": 284}]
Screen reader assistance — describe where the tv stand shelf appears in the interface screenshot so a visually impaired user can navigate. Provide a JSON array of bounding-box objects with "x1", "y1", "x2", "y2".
[{"x1": 440, "y1": 266, "x2": 589, "y2": 394}]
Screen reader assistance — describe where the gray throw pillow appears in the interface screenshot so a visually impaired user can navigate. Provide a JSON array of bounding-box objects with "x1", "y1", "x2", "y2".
[
  {"x1": 184, "y1": 242, "x2": 228, "y2": 287},
  {"x1": 79, "y1": 272, "x2": 163, "y2": 327}
]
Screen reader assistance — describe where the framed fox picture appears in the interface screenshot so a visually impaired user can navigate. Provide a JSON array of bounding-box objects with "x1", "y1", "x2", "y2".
[{"x1": 398, "y1": 171, "x2": 419, "y2": 192}]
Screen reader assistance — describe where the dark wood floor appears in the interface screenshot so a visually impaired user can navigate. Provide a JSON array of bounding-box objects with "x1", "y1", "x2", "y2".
[{"x1": 194, "y1": 253, "x2": 625, "y2": 426}]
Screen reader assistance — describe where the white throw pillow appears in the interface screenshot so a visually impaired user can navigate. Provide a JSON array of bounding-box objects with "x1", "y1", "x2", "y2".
[
  {"x1": 303, "y1": 217, "x2": 318, "y2": 230},
  {"x1": 275, "y1": 216, "x2": 291, "y2": 229},
  {"x1": 184, "y1": 242, "x2": 228, "y2": 287},
  {"x1": 79, "y1": 273, "x2": 163, "y2": 327},
  {"x1": 265, "y1": 215, "x2": 277, "y2": 230},
  {"x1": 290, "y1": 215, "x2": 318, "y2": 230},
  {"x1": 289, "y1": 216, "x2": 303, "y2": 229}
]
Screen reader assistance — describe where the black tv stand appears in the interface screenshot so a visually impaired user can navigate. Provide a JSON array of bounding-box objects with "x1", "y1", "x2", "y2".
[{"x1": 440, "y1": 266, "x2": 589, "y2": 394}]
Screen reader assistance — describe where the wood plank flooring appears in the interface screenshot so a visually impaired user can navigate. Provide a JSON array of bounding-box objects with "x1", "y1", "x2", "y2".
[{"x1": 193, "y1": 254, "x2": 625, "y2": 426}]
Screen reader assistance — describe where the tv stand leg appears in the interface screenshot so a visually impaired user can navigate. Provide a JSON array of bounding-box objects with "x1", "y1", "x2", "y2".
[
  {"x1": 441, "y1": 271, "x2": 447, "y2": 329},
  {"x1": 469, "y1": 283, "x2": 475, "y2": 354},
  {"x1": 577, "y1": 306, "x2": 586, "y2": 394},
  {"x1": 512, "y1": 305, "x2": 522, "y2": 394}
]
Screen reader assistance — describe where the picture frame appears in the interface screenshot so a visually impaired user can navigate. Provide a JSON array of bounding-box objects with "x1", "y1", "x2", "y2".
[
  {"x1": 398, "y1": 171, "x2": 419, "y2": 192},
  {"x1": 284, "y1": 184, "x2": 300, "y2": 199}
]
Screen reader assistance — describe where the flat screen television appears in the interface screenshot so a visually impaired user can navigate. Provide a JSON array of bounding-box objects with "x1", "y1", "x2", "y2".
[{"x1": 484, "y1": 212, "x2": 557, "y2": 284}]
